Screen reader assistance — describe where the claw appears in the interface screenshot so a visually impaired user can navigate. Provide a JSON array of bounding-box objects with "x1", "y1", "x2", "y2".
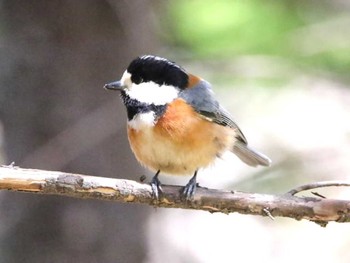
[
  {"x1": 150, "y1": 170, "x2": 162, "y2": 200},
  {"x1": 181, "y1": 171, "x2": 198, "y2": 201}
]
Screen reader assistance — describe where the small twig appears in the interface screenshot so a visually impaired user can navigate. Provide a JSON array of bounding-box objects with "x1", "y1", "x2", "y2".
[
  {"x1": 2, "y1": 161, "x2": 17, "y2": 168},
  {"x1": 286, "y1": 181, "x2": 350, "y2": 196},
  {"x1": 139, "y1": 175, "x2": 146, "y2": 182},
  {"x1": 263, "y1": 207, "x2": 275, "y2": 221},
  {"x1": 311, "y1": 192, "x2": 326, "y2": 199}
]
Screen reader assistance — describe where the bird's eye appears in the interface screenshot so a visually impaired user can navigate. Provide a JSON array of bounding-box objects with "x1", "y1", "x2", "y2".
[{"x1": 132, "y1": 75, "x2": 143, "y2": 84}]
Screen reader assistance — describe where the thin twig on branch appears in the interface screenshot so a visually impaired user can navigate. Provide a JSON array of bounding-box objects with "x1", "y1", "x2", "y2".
[
  {"x1": 0, "y1": 166, "x2": 349, "y2": 227},
  {"x1": 287, "y1": 181, "x2": 350, "y2": 196}
]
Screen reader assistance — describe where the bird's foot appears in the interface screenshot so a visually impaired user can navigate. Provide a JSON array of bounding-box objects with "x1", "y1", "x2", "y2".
[
  {"x1": 150, "y1": 170, "x2": 162, "y2": 200},
  {"x1": 181, "y1": 172, "x2": 197, "y2": 201}
]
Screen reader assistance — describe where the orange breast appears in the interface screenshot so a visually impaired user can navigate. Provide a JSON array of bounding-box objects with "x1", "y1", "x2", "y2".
[{"x1": 127, "y1": 99, "x2": 235, "y2": 175}]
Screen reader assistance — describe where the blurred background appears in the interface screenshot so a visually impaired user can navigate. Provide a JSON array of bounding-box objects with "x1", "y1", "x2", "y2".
[{"x1": 0, "y1": 0, "x2": 350, "y2": 262}]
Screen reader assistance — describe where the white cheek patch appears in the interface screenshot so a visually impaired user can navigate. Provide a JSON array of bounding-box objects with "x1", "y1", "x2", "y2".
[
  {"x1": 128, "y1": 111, "x2": 156, "y2": 130},
  {"x1": 126, "y1": 81, "x2": 179, "y2": 106},
  {"x1": 120, "y1": 71, "x2": 132, "y2": 87}
]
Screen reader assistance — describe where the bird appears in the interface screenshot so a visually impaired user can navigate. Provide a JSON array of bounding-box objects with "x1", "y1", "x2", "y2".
[{"x1": 104, "y1": 55, "x2": 271, "y2": 200}]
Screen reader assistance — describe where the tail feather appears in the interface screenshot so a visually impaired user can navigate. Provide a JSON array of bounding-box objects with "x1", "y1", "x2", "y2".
[{"x1": 232, "y1": 141, "x2": 271, "y2": 167}]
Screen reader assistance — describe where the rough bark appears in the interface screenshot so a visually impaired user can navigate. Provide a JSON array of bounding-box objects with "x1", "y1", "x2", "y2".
[{"x1": 2, "y1": 166, "x2": 349, "y2": 227}]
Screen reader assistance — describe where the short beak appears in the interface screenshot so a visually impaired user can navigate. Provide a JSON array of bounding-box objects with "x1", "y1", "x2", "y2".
[{"x1": 104, "y1": 80, "x2": 125, "y2": 91}]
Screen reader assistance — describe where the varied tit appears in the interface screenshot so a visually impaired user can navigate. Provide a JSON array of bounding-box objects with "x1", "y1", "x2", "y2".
[{"x1": 104, "y1": 55, "x2": 271, "y2": 200}]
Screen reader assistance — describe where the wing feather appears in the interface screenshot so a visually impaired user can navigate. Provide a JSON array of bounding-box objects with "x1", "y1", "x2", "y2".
[
  {"x1": 179, "y1": 80, "x2": 271, "y2": 167},
  {"x1": 179, "y1": 80, "x2": 246, "y2": 142}
]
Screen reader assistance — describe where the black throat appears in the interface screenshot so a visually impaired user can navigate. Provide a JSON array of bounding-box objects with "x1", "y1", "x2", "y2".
[{"x1": 120, "y1": 91, "x2": 167, "y2": 121}]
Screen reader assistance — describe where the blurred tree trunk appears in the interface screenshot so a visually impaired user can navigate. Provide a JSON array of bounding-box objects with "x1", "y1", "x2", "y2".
[{"x1": 0, "y1": 1, "x2": 157, "y2": 262}]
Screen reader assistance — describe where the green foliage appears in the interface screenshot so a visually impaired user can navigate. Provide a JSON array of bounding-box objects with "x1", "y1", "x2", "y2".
[
  {"x1": 166, "y1": 0, "x2": 350, "y2": 81},
  {"x1": 168, "y1": 0, "x2": 303, "y2": 57}
]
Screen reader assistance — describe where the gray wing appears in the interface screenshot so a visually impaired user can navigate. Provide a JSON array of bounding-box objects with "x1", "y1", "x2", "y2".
[
  {"x1": 179, "y1": 80, "x2": 247, "y2": 142},
  {"x1": 179, "y1": 80, "x2": 271, "y2": 167}
]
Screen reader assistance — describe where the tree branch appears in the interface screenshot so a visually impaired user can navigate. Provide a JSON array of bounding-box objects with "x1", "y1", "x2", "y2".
[{"x1": 1, "y1": 166, "x2": 349, "y2": 227}]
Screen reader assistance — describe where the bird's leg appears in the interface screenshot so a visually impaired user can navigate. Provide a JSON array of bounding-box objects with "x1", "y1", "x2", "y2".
[
  {"x1": 150, "y1": 170, "x2": 162, "y2": 200},
  {"x1": 181, "y1": 170, "x2": 198, "y2": 201}
]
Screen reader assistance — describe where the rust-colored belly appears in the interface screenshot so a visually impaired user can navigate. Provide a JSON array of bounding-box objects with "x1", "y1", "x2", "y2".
[{"x1": 127, "y1": 99, "x2": 235, "y2": 175}]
